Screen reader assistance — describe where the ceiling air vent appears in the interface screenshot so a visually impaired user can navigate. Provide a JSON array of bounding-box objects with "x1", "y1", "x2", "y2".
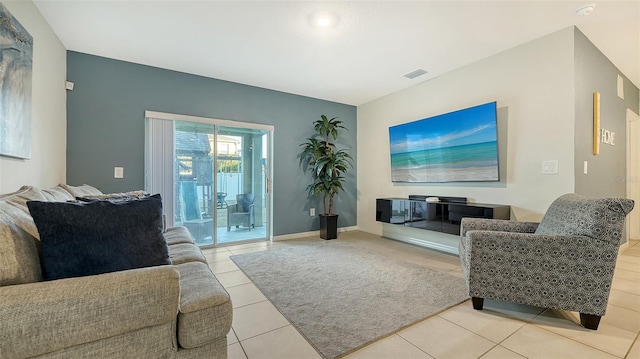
[{"x1": 403, "y1": 69, "x2": 428, "y2": 79}]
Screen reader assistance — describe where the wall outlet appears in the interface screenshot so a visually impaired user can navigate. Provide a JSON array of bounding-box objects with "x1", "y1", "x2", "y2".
[
  {"x1": 310, "y1": 208, "x2": 315, "y2": 216},
  {"x1": 114, "y1": 166, "x2": 124, "y2": 179}
]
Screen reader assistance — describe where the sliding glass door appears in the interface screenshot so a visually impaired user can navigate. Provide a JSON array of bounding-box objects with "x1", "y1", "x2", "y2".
[
  {"x1": 146, "y1": 111, "x2": 272, "y2": 247},
  {"x1": 174, "y1": 121, "x2": 216, "y2": 245},
  {"x1": 215, "y1": 126, "x2": 269, "y2": 244}
]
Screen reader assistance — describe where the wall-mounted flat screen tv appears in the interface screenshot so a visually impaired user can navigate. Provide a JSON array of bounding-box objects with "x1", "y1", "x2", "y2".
[{"x1": 389, "y1": 101, "x2": 499, "y2": 183}]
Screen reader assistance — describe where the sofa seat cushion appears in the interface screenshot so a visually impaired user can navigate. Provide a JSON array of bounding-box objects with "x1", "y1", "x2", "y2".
[
  {"x1": 164, "y1": 226, "x2": 195, "y2": 245},
  {"x1": 168, "y1": 243, "x2": 207, "y2": 265},
  {"x1": 176, "y1": 261, "x2": 232, "y2": 348},
  {"x1": 27, "y1": 194, "x2": 171, "y2": 280},
  {"x1": 1, "y1": 265, "x2": 180, "y2": 359},
  {"x1": 0, "y1": 186, "x2": 46, "y2": 285}
]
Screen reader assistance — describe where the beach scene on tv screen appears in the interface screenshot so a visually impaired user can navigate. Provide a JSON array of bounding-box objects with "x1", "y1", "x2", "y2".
[{"x1": 389, "y1": 102, "x2": 499, "y2": 183}]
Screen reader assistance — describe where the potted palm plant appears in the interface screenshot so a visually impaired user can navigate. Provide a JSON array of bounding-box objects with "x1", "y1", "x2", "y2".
[{"x1": 299, "y1": 115, "x2": 353, "y2": 239}]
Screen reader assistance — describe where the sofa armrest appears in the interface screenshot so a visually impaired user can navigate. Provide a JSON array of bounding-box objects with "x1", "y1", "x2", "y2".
[
  {"x1": 460, "y1": 218, "x2": 539, "y2": 237},
  {"x1": 1, "y1": 265, "x2": 180, "y2": 359}
]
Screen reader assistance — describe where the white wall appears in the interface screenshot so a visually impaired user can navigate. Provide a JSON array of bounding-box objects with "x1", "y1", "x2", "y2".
[
  {"x1": 0, "y1": 1, "x2": 66, "y2": 193},
  {"x1": 357, "y1": 27, "x2": 576, "y2": 235}
]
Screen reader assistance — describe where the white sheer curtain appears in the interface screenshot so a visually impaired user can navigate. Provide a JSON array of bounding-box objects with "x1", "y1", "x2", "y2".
[{"x1": 145, "y1": 116, "x2": 176, "y2": 227}]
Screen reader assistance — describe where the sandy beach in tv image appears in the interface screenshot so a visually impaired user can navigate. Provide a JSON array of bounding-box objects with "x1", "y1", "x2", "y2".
[{"x1": 389, "y1": 102, "x2": 499, "y2": 183}]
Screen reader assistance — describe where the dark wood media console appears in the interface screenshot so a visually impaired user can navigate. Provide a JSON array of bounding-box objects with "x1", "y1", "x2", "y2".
[{"x1": 376, "y1": 195, "x2": 510, "y2": 235}]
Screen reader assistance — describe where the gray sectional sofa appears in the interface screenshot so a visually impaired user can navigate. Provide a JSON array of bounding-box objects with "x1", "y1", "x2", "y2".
[{"x1": 0, "y1": 184, "x2": 232, "y2": 358}]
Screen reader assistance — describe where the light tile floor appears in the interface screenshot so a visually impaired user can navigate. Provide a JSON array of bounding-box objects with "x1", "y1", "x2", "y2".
[{"x1": 201, "y1": 231, "x2": 640, "y2": 359}]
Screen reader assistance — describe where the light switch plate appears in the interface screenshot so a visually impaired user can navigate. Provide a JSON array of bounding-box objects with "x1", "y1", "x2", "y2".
[
  {"x1": 114, "y1": 167, "x2": 124, "y2": 178},
  {"x1": 541, "y1": 160, "x2": 559, "y2": 175},
  {"x1": 617, "y1": 74, "x2": 624, "y2": 99}
]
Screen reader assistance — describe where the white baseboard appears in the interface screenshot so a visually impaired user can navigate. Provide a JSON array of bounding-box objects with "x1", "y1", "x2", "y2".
[
  {"x1": 273, "y1": 226, "x2": 359, "y2": 241},
  {"x1": 619, "y1": 240, "x2": 630, "y2": 254},
  {"x1": 382, "y1": 224, "x2": 460, "y2": 255}
]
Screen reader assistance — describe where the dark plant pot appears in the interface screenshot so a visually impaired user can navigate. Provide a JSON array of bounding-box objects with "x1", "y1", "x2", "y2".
[{"x1": 319, "y1": 214, "x2": 338, "y2": 240}]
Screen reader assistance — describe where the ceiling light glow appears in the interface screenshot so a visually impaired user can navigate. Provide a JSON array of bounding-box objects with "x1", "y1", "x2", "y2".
[
  {"x1": 316, "y1": 17, "x2": 332, "y2": 27},
  {"x1": 311, "y1": 11, "x2": 338, "y2": 29}
]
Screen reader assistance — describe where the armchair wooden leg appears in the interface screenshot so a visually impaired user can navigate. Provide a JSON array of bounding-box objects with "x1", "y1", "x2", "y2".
[
  {"x1": 580, "y1": 313, "x2": 601, "y2": 330},
  {"x1": 471, "y1": 297, "x2": 484, "y2": 310}
]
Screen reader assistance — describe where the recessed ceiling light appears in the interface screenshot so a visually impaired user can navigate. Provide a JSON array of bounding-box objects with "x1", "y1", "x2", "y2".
[
  {"x1": 576, "y1": 4, "x2": 596, "y2": 16},
  {"x1": 310, "y1": 11, "x2": 338, "y2": 28}
]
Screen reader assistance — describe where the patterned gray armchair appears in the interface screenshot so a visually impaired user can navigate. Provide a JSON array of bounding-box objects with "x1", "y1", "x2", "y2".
[{"x1": 459, "y1": 194, "x2": 634, "y2": 330}]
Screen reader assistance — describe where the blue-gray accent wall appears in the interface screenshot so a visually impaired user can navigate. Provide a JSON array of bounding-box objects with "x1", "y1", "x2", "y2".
[
  {"x1": 574, "y1": 28, "x2": 640, "y2": 197},
  {"x1": 66, "y1": 51, "x2": 357, "y2": 236}
]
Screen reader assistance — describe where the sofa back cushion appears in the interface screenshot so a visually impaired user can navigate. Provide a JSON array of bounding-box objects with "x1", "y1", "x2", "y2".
[
  {"x1": 58, "y1": 183, "x2": 102, "y2": 198},
  {"x1": 28, "y1": 194, "x2": 171, "y2": 280},
  {"x1": 41, "y1": 185, "x2": 75, "y2": 202},
  {"x1": 535, "y1": 193, "x2": 634, "y2": 245},
  {"x1": 0, "y1": 186, "x2": 45, "y2": 285},
  {"x1": 76, "y1": 190, "x2": 149, "y2": 203}
]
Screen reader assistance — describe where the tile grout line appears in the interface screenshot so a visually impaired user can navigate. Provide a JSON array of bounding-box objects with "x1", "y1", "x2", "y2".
[
  {"x1": 394, "y1": 333, "x2": 438, "y2": 359},
  {"x1": 607, "y1": 301, "x2": 640, "y2": 314},
  {"x1": 236, "y1": 323, "x2": 294, "y2": 349},
  {"x1": 437, "y1": 309, "x2": 530, "y2": 344},
  {"x1": 622, "y1": 331, "x2": 640, "y2": 359},
  {"x1": 223, "y1": 281, "x2": 255, "y2": 290},
  {"x1": 233, "y1": 327, "x2": 251, "y2": 359},
  {"x1": 436, "y1": 313, "x2": 509, "y2": 345},
  {"x1": 437, "y1": 307, "x2": 625, "y2": 358},
  {"x1": 231, "y1": 298, "x2": 269, "y2": 311},
  {"x1": 530, "y1": 318, "x2": 631, "y2": 358}
]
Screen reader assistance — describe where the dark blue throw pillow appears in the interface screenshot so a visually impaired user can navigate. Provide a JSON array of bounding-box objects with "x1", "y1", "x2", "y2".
[{"x1": 27, "y1": 194, "x2": 171, "y2": 281}]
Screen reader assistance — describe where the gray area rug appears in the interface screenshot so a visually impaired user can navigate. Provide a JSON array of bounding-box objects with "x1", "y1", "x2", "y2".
[{"x1": 230, "y1": 240, "x2": 469, "y2": 359}]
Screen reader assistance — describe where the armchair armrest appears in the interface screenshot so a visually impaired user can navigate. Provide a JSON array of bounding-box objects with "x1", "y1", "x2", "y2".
[
  {"x1": 0, "y1": 265, "x2": 180, "y2": 359},
  {"x1": 461, "y1": 230, "x2": 618, "y2": 316},
  {"x1": 460, "y1": 218, "x2": 539, "y2": 237}
]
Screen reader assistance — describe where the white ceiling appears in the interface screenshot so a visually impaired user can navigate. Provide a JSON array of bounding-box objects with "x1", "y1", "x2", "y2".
[{"x1": 34, "y1": 0, "x2": 640, "y2": 106}]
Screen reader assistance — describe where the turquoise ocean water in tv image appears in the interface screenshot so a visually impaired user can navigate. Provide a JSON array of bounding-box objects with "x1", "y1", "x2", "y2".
[
  {"x1": 390, "y1": 141, "x2": 498, "y2": 182},
  {"x1": 391, "y1": 141, "x2": 497, "y2": 169}
]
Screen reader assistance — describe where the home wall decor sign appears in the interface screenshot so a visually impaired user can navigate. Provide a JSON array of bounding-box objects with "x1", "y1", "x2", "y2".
[
  {"x1": 601, "y1": 128, "x2": 615, "y2": 146},
  {"x1": 0, "y1": 3, "x2": 33, "y2": 159}
]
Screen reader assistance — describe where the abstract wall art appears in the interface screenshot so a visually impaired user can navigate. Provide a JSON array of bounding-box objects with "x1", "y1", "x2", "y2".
[{"x1": 0, "y1": 3, "x2": 32, "y2": 159}]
